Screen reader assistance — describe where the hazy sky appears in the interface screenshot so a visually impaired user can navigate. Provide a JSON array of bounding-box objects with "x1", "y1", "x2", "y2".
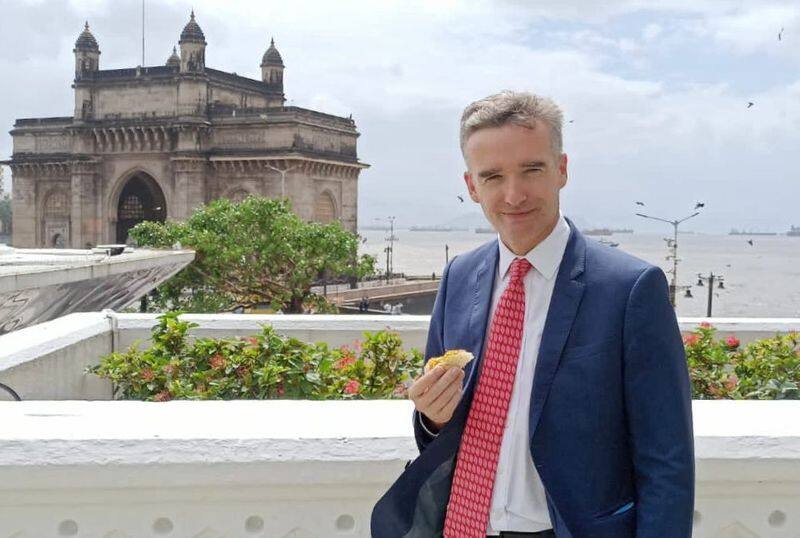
[{"x1": 2, "y1": 0, "x2": 799, "y2": 233}]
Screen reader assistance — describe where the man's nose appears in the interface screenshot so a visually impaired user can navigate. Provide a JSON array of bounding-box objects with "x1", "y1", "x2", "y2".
[{"x1": 503, "y1": 176, "x2": 528, "y2": 206}]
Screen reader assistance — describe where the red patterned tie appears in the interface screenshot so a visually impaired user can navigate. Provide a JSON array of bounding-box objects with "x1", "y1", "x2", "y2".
[{"x1": 443, "y1": 257, "x2": 532, "y2": 537}]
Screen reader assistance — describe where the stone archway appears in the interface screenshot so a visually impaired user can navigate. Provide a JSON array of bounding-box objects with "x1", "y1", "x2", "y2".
[{"x1": 115, "y1": 173, "x2": 167, "y2": 244}]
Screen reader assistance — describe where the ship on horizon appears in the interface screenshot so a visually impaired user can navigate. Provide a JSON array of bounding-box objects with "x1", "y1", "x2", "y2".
[
  {"x1": 729, "y1": 228, "x2": 778, "y2": 236},
  {"x1": 409, "y1": 225, "x2": 469, "y2": 232},
  {"x1": 788, "y1": 226, "x2": 800, "y2": 237},
  {"x1": 583, "y1": 228, "x2": 633, "y2": 236}
]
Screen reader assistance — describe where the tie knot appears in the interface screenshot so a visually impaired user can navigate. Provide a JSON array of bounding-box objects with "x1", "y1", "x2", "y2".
[{"x1": 510, "y1": 257, "x2": 532, "y2": 282}]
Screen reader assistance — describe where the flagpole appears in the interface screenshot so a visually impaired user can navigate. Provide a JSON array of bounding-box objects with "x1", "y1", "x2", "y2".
[{"x1": 141, "y1": 0, "x2": 145, "y2": 65}]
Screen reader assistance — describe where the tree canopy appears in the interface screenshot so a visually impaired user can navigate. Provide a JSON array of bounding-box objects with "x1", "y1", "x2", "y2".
[{"x1": 129, "y1": 196, "x2": 377, "y2": 313}]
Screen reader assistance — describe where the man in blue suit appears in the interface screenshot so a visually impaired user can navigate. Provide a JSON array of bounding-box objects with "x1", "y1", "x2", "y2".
[{"x1": 371, "y1": 91, "x2": 694, "y2": 537}]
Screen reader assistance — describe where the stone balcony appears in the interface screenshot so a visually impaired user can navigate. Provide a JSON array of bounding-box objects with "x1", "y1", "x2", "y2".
[{"x1": 0, "y1": 313, "x2": 799, "y2": 537}]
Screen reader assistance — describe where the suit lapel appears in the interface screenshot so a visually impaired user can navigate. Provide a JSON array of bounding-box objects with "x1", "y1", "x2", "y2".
[
  {"x1": 529, "y1": 219, "x2": 586, "y2": 438},
  {"x1": 458, "y1": 224, "x2": 587, "y2": 438},
  {"x1": 463, "y1": 240, "x2": 499, "y2": 390}
]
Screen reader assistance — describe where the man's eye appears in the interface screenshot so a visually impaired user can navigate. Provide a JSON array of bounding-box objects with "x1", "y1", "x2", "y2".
[{"x1": 525, "y1": 168, "x2": 542, "y2": 174}]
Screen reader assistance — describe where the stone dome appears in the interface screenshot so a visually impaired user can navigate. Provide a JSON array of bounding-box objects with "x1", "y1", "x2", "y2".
[
  {"x1": 261, "y1": 38, "x2": 284, "y2": 66},
  {"x1": 166, "y1": 46, "x2": 180, "y2": 67},
  {"x1": 74, "y1": 22, "x2": 99, "y2": 52},
  {"x1": 179, "y1": 11, "x2": 206, "y2": 44}
]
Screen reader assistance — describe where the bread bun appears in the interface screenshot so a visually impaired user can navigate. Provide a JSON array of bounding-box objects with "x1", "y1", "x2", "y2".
[{"x1": 424, "y1": 349, "x2": 474, "y2": 374}]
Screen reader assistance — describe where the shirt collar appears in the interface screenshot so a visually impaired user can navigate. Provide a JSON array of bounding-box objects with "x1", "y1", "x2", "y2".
[{"x1": 497, "y1": 212, "x2": 570, "y2": 281}]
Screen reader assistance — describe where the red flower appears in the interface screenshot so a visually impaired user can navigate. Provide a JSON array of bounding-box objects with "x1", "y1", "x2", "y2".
[
  {"x1": 699, "y1": 322, "x2": 712, "y2": 329},
  {"x1": 153, "y1": 390, "x2": 172, "y2": 402},
  {"x1": 276, "y1": 384, "x2": 285, "y2": 397},
  {"x1": 334, "y1": 356, "x2": 356, "y2": 370},
  {"x1": 725, "y1": 336, "x2": 740, "y2": 348},
  {"x1": 236, "y1": 366, "x2": 250, "y2": 379},
  {"x1": 683, "y1": 334, "x2": 700, "y2": 346},
  {"x1": 210, "y1": 354, "x2": 226, "y2": 370},
  {"x1": 141, "y1": 368, "x2": 155, "y2": 382},
  {"x1": 343, "y1": 379, "x2": 361, "y2": 395},
  {"x1": 247, "y1": 337, "x2": 259, "y2": 346}
]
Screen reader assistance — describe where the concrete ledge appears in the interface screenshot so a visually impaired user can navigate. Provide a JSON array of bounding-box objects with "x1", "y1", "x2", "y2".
[
  {"x1": 1, "y1": 400, "x2": 799, "y2": 479},
  {"x1": 0, "y1": 400, "x2": 798, "y2": 537}
]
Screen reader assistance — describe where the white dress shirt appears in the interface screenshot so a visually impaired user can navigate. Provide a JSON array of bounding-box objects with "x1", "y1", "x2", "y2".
[{"x1": 421, "y1": 214, "x2": 571, "y2": 534}]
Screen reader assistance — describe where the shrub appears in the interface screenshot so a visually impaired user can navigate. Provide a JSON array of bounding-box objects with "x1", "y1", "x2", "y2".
[
  {"x1": 88, "y1": 312, "x2": 422, "y2": 401},
  {"x1": 685, "y1": 322, "x2": 800, "y2": 399}
]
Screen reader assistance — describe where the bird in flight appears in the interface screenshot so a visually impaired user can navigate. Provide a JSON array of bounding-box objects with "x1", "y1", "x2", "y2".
[
  {"x1": 457, "y1": 195, "x2": 464, "y2": 203},
  {"x1": 694, "y1": 202, "x2": 705, "y2": 209},
  {"x1": 635, "y1": 201, "x2": 645, "y2": 206},
  {"x1": 747, "y1": 239, "x2": 754, "y2": 246},
  {"x1": 568, "y1": 119, "x2": 575, "y2": 124},
  {"x1": 779, "y1": 27, "x2": 784, "y2": 41},
  {"x1": 747, "y1": 101, "x2": 755, "y2": 108}
]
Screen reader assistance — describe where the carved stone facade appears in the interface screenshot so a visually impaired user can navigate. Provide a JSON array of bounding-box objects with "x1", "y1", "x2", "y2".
[{"x1": 4, "y1": 14, "x2": 367, "y2": 248}]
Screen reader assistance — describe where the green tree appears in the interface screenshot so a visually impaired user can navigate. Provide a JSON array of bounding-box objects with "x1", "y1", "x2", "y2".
[
  {"x1": 130, "y1": 196, "x2": 377, "y2": 313},
  {"x1": 0, "y1": 166, "x2": 11, "y2": 237}
]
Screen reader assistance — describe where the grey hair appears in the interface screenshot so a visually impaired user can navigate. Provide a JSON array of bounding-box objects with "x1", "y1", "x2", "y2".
[{"x1": 459, "y1": 90, "x2": 564, "y2": 158}]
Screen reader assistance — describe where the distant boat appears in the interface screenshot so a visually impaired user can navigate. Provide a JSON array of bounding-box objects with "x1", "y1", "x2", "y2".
[
  {"x1": 598, "y1": 238, "x2": 619, "y2": 248},
  {"x1": 729, "y1": 229, "x2": 778, "y2": 236},
  {"x1": 788, "y1": 226, "x2": 800, "y2": 237},
  {"x1": 475, "y1": 227, "x2": 495, "y2": 234},
  {"x1": 583, "y1": 228, "x2": 614, "y2": 236},
  {"x1": 583, "y1": 227, "x2": 633, "y2": 236},
  {"x1": 409, "y1": 225, "x2": 468, "y2": 232}
]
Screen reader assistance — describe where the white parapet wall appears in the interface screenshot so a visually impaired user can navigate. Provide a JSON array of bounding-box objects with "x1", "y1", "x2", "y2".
[
  {"x1": 0, "y1": 314, "x2": 799, "y2": 536},
  {"x1": 0, "y1": 400, "x2": 798, "y2": 537},
  {"x1": 1, "y1": 312, "x2": 798, "y2": 401}
]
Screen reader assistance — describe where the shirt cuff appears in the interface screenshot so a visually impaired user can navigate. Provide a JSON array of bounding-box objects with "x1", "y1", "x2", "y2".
[{"x1": 418, "y1": 412, "x2": 440, "y2": 438}]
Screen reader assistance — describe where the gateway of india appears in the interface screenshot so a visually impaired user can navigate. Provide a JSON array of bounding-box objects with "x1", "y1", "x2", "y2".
[{"x1": 4, "y1": 12, "x2": 367, "y2": 248}]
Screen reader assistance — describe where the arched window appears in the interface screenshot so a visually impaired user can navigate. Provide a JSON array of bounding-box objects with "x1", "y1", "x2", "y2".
[
  {"x1": 44, "y1": 191, "x2": 70, "y2": 218},
  {"x1": 314, "y1": 191, "x2": 337, "y2": 223}
]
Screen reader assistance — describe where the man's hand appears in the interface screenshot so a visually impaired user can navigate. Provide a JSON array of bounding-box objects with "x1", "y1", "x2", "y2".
[{"x1": 408, "y1": 365, "x2": 465, "y2": 432}]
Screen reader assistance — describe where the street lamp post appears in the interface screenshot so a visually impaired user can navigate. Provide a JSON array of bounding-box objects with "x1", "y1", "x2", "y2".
[
  {"x1": 635, "y1": 211, "x2": 700, "y2": 307},
  {"x1": 386, "y1": 216, "x2": 396, "y2": 277},
  {"x1": 265, "y1": 162, "x2": 301, "y2": 200},
  {"x1": 696, "y1": 271, "x2": 725, "y2": 317}
]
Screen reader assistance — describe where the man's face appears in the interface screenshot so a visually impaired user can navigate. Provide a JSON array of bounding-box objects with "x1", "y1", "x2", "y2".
[{"x1": 463, "y1": 122, "x2": 568, "y2": 255}]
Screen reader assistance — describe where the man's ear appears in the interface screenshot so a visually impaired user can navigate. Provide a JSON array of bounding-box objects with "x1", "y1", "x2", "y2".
[
  {"x1": 558, "y1": 153, "x2": 568, "y2": 188},
  {"x1": 464, "y1": 171, "x2": 480, "y2": 202}
]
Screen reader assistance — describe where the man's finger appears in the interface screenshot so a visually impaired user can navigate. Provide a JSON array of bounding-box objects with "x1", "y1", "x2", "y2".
[
  {"x1": 408, "y1": 366, "x2": 446, "y2": 400},
  {"x1": 433, "y1": 385, "x2": 462, "y2": 418},
  {"x1": 430, "y1": 378, "x2": 463, "y2": 415},
  {"x1": 416, "y1": 368, "x2": 462, "y2": 409}
]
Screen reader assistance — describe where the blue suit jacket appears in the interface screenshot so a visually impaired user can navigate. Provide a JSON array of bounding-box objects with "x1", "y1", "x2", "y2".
[{"x1": 371, "y1": 218, "x2": 694, "y2": 537}]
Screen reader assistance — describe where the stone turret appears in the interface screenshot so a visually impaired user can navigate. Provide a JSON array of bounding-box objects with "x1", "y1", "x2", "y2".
[
  {"x1": 179, "y1": 11, "x2": 206, "y2": 73},
  {"x1": 166, "y1": 46, "x2": 181, "y2": 68},
  {"x1": 74, "y1": 22, "x2": 100, "y2": 78},
  {"x1": 261, "y1": 38, "x2": 284, "y2": 92}
]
